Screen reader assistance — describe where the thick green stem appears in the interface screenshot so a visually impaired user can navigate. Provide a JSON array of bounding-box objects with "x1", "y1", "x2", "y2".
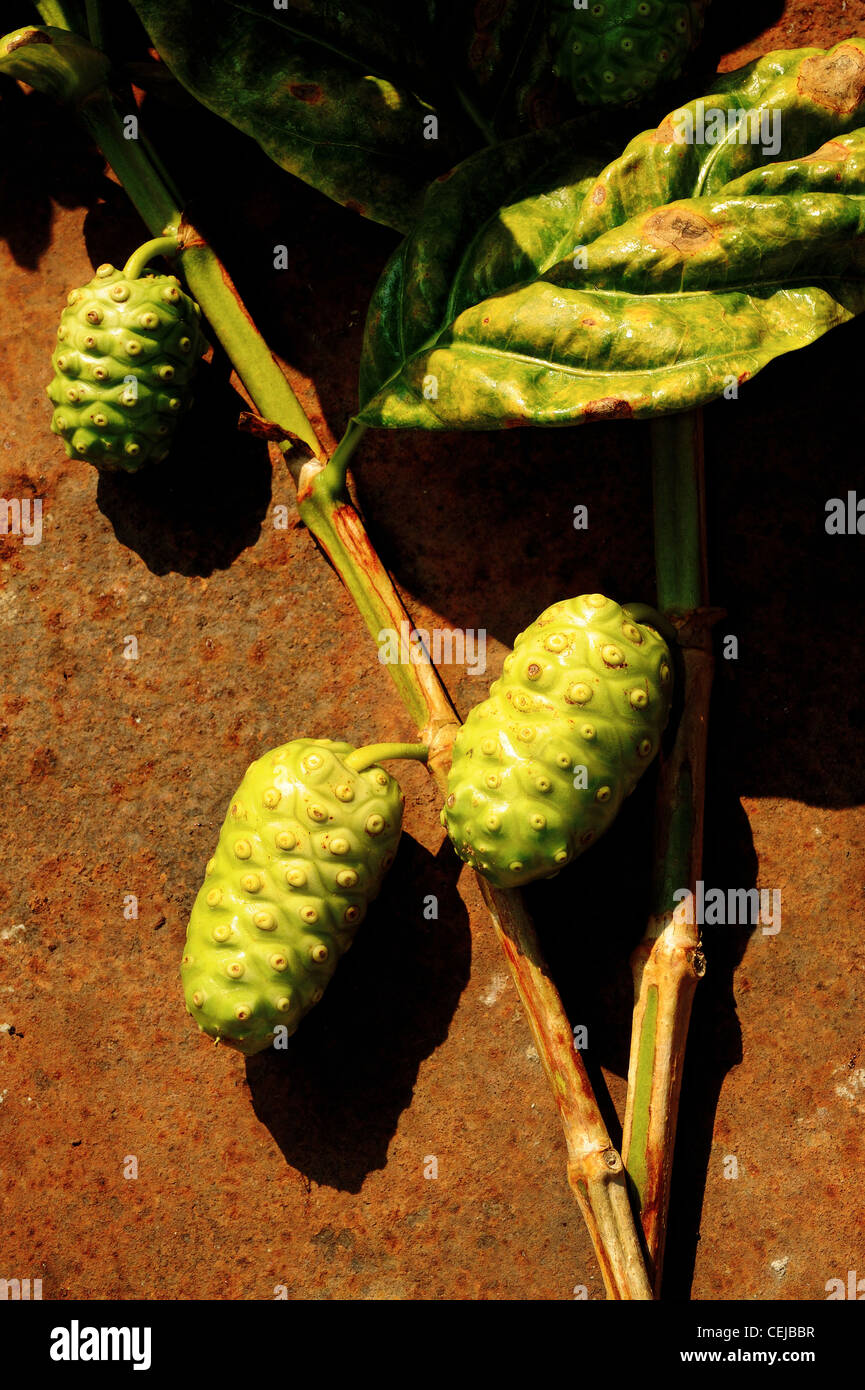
[
  {"x1": 178, "y1": 239, "x2": 320, "y2": 453},
  {"x1": 294, "y1": 426, "x2": 453, "y2": 741},
  {"x1": 81, "y1": 94, "x2": 179, "y2": 234},
  {"x1": 622, "y1": 409, "x2": 713, "y2": 1293},
  {"x1": 650, "y1": 411, "x2": 708, "y2": 615},
  {"x1": 34, "y1": 0, "x2": 79, "y2": 28},
  {"x1": 84, "y1": 0, "x2": 105, "y2": 48}
]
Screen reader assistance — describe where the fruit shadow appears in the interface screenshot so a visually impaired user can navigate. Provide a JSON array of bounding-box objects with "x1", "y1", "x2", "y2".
[
  {"x1": 244, "y1": 832, "x2": 470, "y2": 1194},
  {"x1": 93, "y1": 350, "x2": 273, "y2": 577}
]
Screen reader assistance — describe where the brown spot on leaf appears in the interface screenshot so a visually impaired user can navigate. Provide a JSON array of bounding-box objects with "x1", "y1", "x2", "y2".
[
  {"x1": 652, "y1": 116, "x2": 680, "y2": 145},
  {"x1": 5, "y1": 27, "x2": 51, "y2": 52},
  {"x1": 581, "y1": 318, "x2": 597, "y2": 327},
  {"x1": 583, "y1": 398, "x2": 633, "y2": 422},
  {"x1": 644, "y1": 207, "x2": 716, "y2": 254},
  {"x1": 289, "y1": 82, "x2": 323, "y2": 104},
  {"x1": 738, "y1": 370, "x2": 750, "y2": 386},
  {"x1": 591, "y1": 185, "x2": 606, "y2": 206},
  {"x1": 344, "y1": 200, "x2": 366, "y2": 216},
  {"x1": 798, "y1": 45, "x2": 865, "y2": 115},
  {"x1": 801, "y1": 139, "x2": 850, "y2": 163}
]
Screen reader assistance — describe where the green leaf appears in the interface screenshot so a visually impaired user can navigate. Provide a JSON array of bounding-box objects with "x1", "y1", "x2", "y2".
[
  {"x1": 0, "y1": 24, "x2": 109, "y2": 104},
  {"x1": 127, "y1": 0, "x2": 476, "y2": 233},
  {"x1": 358, "y1": 39, "x2": 865, "y2": 429}
]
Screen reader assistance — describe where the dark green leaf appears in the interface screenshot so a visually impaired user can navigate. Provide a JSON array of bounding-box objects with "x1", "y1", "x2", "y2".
[{"x1": 128, "y1": 0, "x2": 477, "y2": 232}]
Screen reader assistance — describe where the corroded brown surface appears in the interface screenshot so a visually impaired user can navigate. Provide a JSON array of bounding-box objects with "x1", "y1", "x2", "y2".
[{"x1": 1, "y1": 1, "x2": 863, "y2": 1300}]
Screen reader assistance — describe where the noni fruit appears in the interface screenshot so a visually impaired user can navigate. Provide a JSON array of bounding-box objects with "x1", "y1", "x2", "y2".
[
  {"x1": 550, "y1": 0, "x2": 709, "y2": 107},
  {"x1": 442, "y1": 594, "x2": 673, "y2": 888},
  {"x1": 47, "y1": 240, "x2": 203, "y2": 471},
  {"x1": 181, "y1": 738, "x2": 425, "y2": 1055}
]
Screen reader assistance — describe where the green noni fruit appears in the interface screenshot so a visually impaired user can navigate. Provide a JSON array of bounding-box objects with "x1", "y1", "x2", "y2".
[
  {"x1": 442, "y1": 595, "x2": 673, "y2": 888},
  {"x1": 181, "y1": 738, "x2": 423, "y2": 1056},
  {"x1": 550, "y1": 0, "x2": 710, "y2": 107},
  {"x1": 47, "y1": 239, "x2": 204, "y2": 472}
]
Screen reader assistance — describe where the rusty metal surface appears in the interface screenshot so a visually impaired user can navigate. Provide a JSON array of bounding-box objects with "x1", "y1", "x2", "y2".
[{"x1": 1, "y1": 1, "x2": 864, "y2": 1300}]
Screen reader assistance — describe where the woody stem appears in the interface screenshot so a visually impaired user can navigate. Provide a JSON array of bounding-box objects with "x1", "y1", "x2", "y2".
[{"x1": 622, "y1": 409, "x2": 714, "y2": 1293}]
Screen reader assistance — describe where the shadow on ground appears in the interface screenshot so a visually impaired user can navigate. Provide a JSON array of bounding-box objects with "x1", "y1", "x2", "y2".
[
  {"x1": 244, "y1": 833, "x2": 470, "y2": 1193},
  {"x1": 94, "y1": 350, "x2": 273, "y2": 576},
  {"x1": 0, "y1": 85, "x2": 108, "y2": 271}
]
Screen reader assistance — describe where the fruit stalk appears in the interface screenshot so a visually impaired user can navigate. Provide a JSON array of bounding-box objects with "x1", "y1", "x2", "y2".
[
  {"x1": 621, "y1": 409, "x2": 715, "y2": 1292},
  {"x1": 31, "y1": 18, "x2": 651, "y2": 1296}
]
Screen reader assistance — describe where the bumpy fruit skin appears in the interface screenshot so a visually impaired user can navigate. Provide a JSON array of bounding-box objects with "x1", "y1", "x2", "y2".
[
  {"x1": 442, "y1": 595, "x2": 673, "y2": 888},
  {"x1": 181, "y1": 739, "x2": 404, "y2": 1056},
  {"x1": 551, "y1": 0, "x2": 709, "y2": 107},
  {"x1": 46, "y1": 263, "x2": 203, "y2": 471}
]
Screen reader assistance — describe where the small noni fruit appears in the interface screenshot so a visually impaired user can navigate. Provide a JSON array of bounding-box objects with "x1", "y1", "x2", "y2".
[
  {"x1": 182, "y1": 738, "x2": 410, "y2": 1056},
  {"x1": 442, "y1": 594, "x2": 673, "y2": 888},
  {"x1": 550, "y1": 0, "x2": 709, "y2": 107},
  {"x1": 47, "y1": 247, "x2": 203, "y2": 471}
]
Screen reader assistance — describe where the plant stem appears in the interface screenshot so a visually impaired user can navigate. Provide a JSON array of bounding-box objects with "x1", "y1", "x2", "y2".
[
  {"x1": 84, "y1": 0, "x2": 105, "y2": 49},
  {"x1": 479, "y1": 879, "x2": 652, "y2": 1299},
  {"x1": 179, "y1": 233, "x2": 321, "y2": 453},
  {"x1": 648, "y1": 411, "x2": 709, "y2": 612},
  {"x1": 296, "y1": 425, "x2": 652, "y2": 1299},
  {"x1": 34, "y1": 0, "x2": 80, "y2": 28},
  {"x1": 621, "y1": 409, "x2": 715, "y2": 1293},
  {"x1": 293, "y1": 437, "x2": 455, "y2": 746},
  {"x1": 80, "y1": 93, "x2": 178, "y2": 232}
]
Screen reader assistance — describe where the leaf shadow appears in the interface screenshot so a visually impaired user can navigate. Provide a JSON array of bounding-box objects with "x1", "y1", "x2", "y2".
[
  {"x1": 0, "y1": 83, "x2": 108, "y2": 270},
  {"x1": 244, "y1": 833, "x2": 470, "y2": 1194}
]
